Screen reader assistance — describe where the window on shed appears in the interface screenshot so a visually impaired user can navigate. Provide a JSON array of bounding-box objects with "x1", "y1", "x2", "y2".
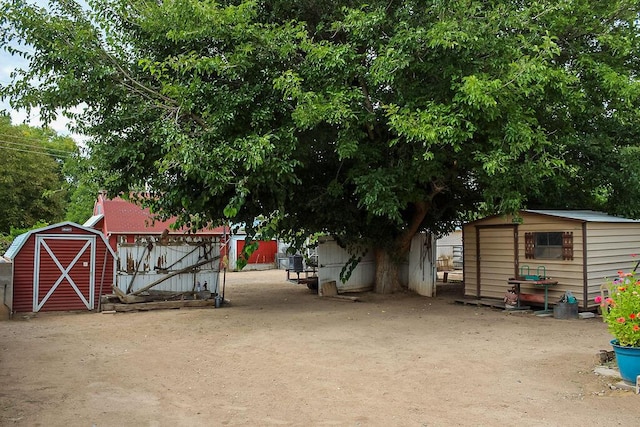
[{"x1": 524, "y1": 232, "x2": 573, "y2": 260}]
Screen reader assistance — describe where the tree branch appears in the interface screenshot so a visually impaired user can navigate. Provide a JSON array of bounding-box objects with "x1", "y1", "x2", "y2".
[{"x1": 358, "y1": 77, "x2": 376, "y2": 140}]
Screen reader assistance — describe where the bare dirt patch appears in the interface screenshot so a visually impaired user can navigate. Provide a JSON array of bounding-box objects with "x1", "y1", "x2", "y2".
[{"x1": 0, "y1": 269, "x2": 637, "y2": 426}]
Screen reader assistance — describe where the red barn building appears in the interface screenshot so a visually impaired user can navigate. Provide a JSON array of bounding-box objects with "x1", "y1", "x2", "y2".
[
  {"x1": 85, "y1": 193, "x2": 228, "y2": 252},
  {"x1": 4, "y1": 222, "x2": 116, "y2": 313},
  {"x1": 85, "y1": 193, "x2": 277, "y2": 275}
]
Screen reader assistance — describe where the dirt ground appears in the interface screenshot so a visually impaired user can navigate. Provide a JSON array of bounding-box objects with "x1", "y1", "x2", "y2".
[{"x1": 1, "y1": 269, "x2": 638, "y2": 426}]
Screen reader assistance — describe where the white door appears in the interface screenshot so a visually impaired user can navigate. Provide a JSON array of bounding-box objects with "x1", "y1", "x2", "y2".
[
  {"x1": 478, "y1": 226, "x2": 516, "y2": 299},
  {"x1": 408, "y1": 233, "x2": 436, "y2": 296}
]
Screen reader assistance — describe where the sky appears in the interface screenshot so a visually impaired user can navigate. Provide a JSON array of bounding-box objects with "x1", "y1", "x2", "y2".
[
  {"x1": 0, "y1": 0, "x2": 85, "y2": 142},
  {"x1": 0, "y1": 49, "x2": 81, "y2": 139}
]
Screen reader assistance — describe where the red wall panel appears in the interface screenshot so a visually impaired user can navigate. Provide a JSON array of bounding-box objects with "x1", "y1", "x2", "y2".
[
  {"x1": 236, "y1": 240, "x2": 277, "y2": 264},
  {"x1": 11, "y1": 224, "x2": 115, "y2": 313}
]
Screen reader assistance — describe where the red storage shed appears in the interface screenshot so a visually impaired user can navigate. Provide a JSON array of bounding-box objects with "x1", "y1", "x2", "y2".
[{"x1": 4, "y1": 222, "x2": 116, "y2": 313}]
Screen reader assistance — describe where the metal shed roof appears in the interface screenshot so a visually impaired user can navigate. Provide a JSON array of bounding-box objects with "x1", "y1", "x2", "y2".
[
  {"x1": 4, "y1": 233, "x2": 29, "y2": 260},
  {"x1": 83, "y1": 214, "x2": 104, "y2": 227},
  {"x1": 3, "y1": 221, "x2": 117, "y2": 260},
  {"x1": 524, "y1": 210, "x2": 640, "y2": 223}
]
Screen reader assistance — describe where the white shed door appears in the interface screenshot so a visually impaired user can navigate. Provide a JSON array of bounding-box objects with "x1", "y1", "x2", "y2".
[
  {"x1": 478, "y1": 227, "x2": 516, "y2": 299},
  {"x1": 408, "y1": 233, "x2": 436, "y2": 296}
]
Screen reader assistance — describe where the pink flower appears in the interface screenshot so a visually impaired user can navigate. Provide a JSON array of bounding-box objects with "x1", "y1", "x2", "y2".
[
  {"x1": 634, "y1": 325, "x2": 640, "y2": 332},
  {"x1": 594, "y1": 295, "x2": 603, "y2": 303},
  {"x1": 617, "y1": 317, "x2": 626, "y2": 323}
]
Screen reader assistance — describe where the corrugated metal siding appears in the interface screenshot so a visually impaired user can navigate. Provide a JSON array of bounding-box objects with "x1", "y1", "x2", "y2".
[
  {"x1": 317, "y1": 239, "x2": 375, "y2": 292},
  {"x1": 36, "y1": 237, "x2": 94, "y2": 311},
  {"x1": 585, "y1": 223, "x2": 640, "y2": 308},
  {"x1": 462, "y1": 225, "x2": 477, "y2": 297},
  {"x1": 236, "y1": 240, "x2": 277, "y2": 264},
  {"x1": 465, "y1": 211, "x2": 640, "y2": 308},
  {"x1": 11, "y1": 225, "x2": 115, "y2": 313},
  {"x1": 227, "y1": 235, "x2": 275, "y2": 270},
  {"x1": 94, "y1": 240, "x2": 115, "y2": 306},
  {"x1": 115, "y1": 236, "x2": 221, "y2": 293},
  {"x1": 463, "y1": 224, "x2": 516, "y2": 299},
  {"x1": 407, "y1": 233, "x2": 436, "y2": 296},
  {"x1": 515, "y1": 214, "x2": 585, "y2": 305},
  {"x1": 0, "y1": 262, "x2": 12, "y2": 316},
  {"x1": 437, "y1": 230, "x2": 462, "y2": 258},
  {"x1": 477, "y1": 227, "x2": 516, "y2": 300},
  {"x1": 12, "y1": 235, "x2": 35, "y2": 312},
  {"x1": 464, "y1": 212, "x2": 586, "y2": 305}
]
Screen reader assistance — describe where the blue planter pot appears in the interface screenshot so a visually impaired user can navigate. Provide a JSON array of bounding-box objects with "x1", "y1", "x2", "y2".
[{"x1": 610, "y1": 339, "x2": 640, "y2": 384}]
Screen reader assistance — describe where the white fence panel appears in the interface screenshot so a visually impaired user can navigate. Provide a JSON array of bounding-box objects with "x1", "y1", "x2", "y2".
[
  {"x1": 408, "y1": 233, "x2": 436, "y2": 296},
  {"x1": 115, "y1": 235, "x2": 221, "y2": 294},
  {"x1": 317, "y1": 238, "x2": 375, "y2": 292}
]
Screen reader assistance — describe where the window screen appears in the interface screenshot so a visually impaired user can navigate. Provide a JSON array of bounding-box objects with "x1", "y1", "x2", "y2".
[
  {"x1": 525, "y1": 231, "x2": 573, "y2": 260},
  {"x1": 534, "y1": 232, "x2": 563, "y2": 259}
]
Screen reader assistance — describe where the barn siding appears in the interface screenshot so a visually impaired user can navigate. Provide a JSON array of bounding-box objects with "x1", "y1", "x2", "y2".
[
  {"x1": 9, "y1": 223, "x2": 116, "y2": 313},
  {"x1": 35, "y1": 236, "x2": 95, "y2": 311},
  {"x1": 584, "y1": 223, "x2": 640, "y2": 307},
  {"x1": 236, "y1": 240, "x2": 277, "y2": 265},
  {"x1": 464, "y1": 212, "x2": 586, "y2": 305},
  {"x1": 11, "y1": 235, "x2": 35, "y2": 312},
  {"x1": 226, "y1": 236, "x2": 277, "y2": 270}
]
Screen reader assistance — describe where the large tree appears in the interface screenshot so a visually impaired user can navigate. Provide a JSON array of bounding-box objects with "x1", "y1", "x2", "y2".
[
  {"x1": 0, "y1": 114, "x2": 75, "y2": 233},
  {"x1": 2, "y1": 0, "x2": 639, "y2": 292}
]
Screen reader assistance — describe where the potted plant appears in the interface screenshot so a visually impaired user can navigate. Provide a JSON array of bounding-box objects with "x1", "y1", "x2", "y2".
[{"x1": 595, "y1": 266, "x2": 640, "y2": 384}]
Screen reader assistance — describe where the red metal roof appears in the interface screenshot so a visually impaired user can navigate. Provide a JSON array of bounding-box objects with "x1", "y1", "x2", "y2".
[{"x1": 95, "y1": 195, "x2": 227, "y2": 235}]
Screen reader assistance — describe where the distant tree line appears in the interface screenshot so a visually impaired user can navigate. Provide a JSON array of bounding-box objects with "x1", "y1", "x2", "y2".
[{"x1": 0, "y1": 114, "x2": 96, "y2": 252}]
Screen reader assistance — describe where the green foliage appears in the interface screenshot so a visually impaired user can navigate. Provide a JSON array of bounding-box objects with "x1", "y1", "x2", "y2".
[
  {"x1": 598, "y1": 267, "x2": 640, "y2": 347},
  {"x1": 0, "y1": 220, "x2": 49, "y2": 254},
  {"x1": 236, "y1": 239, "x2": 260, "y2": 271},
  {"x1": 339, "y1": 250, "x2": 367, "y2": 284},
  {"x1": 2, "y1": 0, "x2": 640, "y2": 288},
  {"x1": 0, "y1": 115, "x2": 74, "y2": 233}
]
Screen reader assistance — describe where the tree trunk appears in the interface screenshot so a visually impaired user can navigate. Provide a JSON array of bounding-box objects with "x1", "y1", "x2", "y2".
[
  {"x1": 373, "y1": 200, "x2": 430, "y2": 294},
  {"x1": 373, "y1": 248, "x2": 401, "y2": 294}
]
